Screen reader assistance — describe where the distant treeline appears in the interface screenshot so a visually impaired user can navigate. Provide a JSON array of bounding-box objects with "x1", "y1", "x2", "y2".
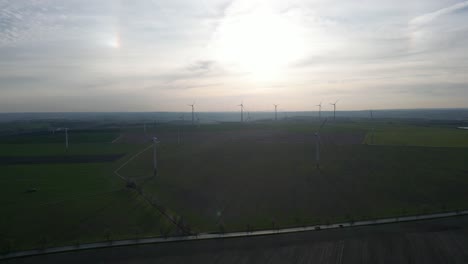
[{"x1": 1, "y1": 109, "x2": 468, "y2": 123}]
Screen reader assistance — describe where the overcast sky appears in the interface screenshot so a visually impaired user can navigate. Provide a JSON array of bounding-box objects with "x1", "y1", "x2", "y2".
[{"x1": 1, "y1": 0, "x2": 468, "y2": 112}]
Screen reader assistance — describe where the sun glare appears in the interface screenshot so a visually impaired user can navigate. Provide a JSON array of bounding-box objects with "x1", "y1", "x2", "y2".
[
  {"x1": 212, "y1": 6, "x2": 305, "y2": 81},
  {"x1": 108, "y1": 37, "x2": 120, "y2": 48},
  {"x1": 106, "y1": 32, "x2": 121, "y2": 49}
]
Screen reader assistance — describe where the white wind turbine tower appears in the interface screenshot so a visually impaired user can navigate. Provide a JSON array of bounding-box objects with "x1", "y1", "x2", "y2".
[
  {"x1": 238, "y1": 102, "x2": 244, "y2": 122},
  {"x1": 330, "y1": 100, "x2": 339, "y2": 120},
  {"x1": 177, "y1": 128, "x2": 181, "y2": 144},
  {"x1": 196, "y1": 113, "x2": 201, "y2": 127},
  {"x1": 370, "y1": 110, "x2": 375, "y2": 145},
  {"x1": 65, "y1": 128, "x2": 69, "y2": 149},
  {"x1": 188, "y1": 103, "x2": 195, "y2": 125},
  {"x1": 316, "y1": 102, "x2": 322, "y2": 119},
  {"x1": 315, "y1": 119, "x2": 328, "y2": 168},
  {"x1": 152, "y1": 137, "x2": 160, "y2": 176},
  {"x1": 178, "y1": 114, "x2": 185, "y2": 144},
  {"x1": 274, "y1": 104, "x2": 278, "y2": 121},
  {"x1": 56, "y1": 127, "x2": 69, "y2": 149}
]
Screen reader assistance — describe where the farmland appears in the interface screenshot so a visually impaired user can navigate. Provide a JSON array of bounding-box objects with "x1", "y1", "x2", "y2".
[
  {"x1": 1, "y1": 118, "x2": 468, "y2": 253},
  {"x1": 120, "y1": 120, "x2": 468, "y2": 233},
  {"x1": 364, "y1": 124, "x2": 468, "y2": 147},
  {"x1": 0, "y1": 128, "x2": 176, "y2": 252}
]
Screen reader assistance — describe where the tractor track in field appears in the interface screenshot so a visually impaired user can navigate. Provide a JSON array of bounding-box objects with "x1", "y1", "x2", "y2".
[
  {"x1": 113, "y1": 143, "x2": 191, "y2": 235},
  {"x1": 113, "y1": 144, "x2": 153, "y2": 180},
  {"x1": 111, "y1": 134, "x2": 123, "y2": 144}
]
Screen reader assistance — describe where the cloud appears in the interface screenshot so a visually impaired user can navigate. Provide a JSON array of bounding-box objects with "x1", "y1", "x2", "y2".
[
  {"x1": 0, "y1": 0, "x2": 468, "y2": 111},
  {"x1": 409, "y1": 1, "x2": 468, "y2": 28},
  {"x1": 407, "y1": 1, "x2": 468, "y2": 55},
  {"x1": 0, "y1": 0, "x2": 72, "y2": 47},
  {"x1": 186, "y1": 60, "x2": 216, "y2": 72}
]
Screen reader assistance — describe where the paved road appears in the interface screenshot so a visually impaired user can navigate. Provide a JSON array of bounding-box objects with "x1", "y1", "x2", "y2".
[{"x1": 4, "y1": 210, "x2": 468, "y2": 263}]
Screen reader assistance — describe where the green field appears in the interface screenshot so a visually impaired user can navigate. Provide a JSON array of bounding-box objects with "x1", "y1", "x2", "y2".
[
  {"x1": 364, "y1": 123, "x2": 468, "y2": 147},
  {"x1": 0, "y1": 130, "x2": 176, "y2": 252},
  {"x1": 1, "y1": 120, "x2": 468, "y2": 252}
]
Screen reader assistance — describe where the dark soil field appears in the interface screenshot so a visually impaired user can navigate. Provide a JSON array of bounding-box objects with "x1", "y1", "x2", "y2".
[
  {"x1": 120, "y1": 124, "x2": 365, "y2": 145},
  {"x1": 0, "y1": 130, "x2": 119, "y2": 144},
  {"x1": 0, "y1": 154, "x2": 126, "y2": 165},
  {"x1": 118, "y1": 121, "x2": 468, "y2": 233}
]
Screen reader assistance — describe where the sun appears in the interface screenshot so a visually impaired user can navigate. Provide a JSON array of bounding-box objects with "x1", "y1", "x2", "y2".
[
  {"x1": 107, "y1": 36, "x2": 120, "y2": 48},
  {"x1": 211, "y1": 5, "x2": 305, "y2": 81},
  {"x1": 105, "y1": 31, "x2": 121, "y2": 49}
]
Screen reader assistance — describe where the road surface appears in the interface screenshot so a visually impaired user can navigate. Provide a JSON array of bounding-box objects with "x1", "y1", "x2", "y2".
[{"x1": 4, "y1": 212, "x2": 468, "y2": 263}]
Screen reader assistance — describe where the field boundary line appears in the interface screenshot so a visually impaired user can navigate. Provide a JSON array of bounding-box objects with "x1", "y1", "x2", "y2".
[
  {"x1": 111, "y1": 134, "x2": 123, "y2": 143},
  {"x1": 111, "y1": 143, "x2": 191, "y2": 235},
  {"x1": 113, "y1": 144, "x2": 152, "y2": 180},
  {"x1": 2, "y1": 209, "x2": 468, "y2": 260}
]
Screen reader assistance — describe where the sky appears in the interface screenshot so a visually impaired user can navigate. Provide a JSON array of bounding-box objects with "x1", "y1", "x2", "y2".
[{"x1": 0, "y1": 0, "x2": 468, "y2": 112}]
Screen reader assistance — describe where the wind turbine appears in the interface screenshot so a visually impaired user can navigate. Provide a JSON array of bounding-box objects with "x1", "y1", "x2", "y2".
[
  {"x1": 152, "y1": 137, "x2": 160, "y2": 176},
  {"x1": 177, "y1": 114, "x2": 185, "y2": 144},
  {"x1": 315, "y1": 119, "x2": 328, "y2": 168},
  {"x1": 56, "y1": 128, "x2": 69, "y2": 149},
  {"x1": 238, "y1": 102, "x2": 244, "y2": 122},
  {"x1": 196, "y1": 114, "x2": 201, "y2": 127},
  {"x1": 65, "y1": 128, "x2": 69, "y2": 149},
  {"x1": 330, "y1": 100, "x2": 339, "y2": 120},
  {"x1": 188, "y1": 103, "x2": 195, "y2": 125},
  {"x1": 273, "y1": 104, "x2": 278, "y2": 121},
  {"x1": 316, "y1": 102, "x2": 322, "y2": 119},
  {"x1": 177, "y1": 127, "x2": 181, "y2": 145},
  {"x1": 370, "y1": 110, "x2": 375, "y2": 144}
]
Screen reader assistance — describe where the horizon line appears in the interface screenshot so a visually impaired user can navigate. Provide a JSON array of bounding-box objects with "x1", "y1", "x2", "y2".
[{"x1": 1, "y1": 107, "x2": 468, "y2": 114}]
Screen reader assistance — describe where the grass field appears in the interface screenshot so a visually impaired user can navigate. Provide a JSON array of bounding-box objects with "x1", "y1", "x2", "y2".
[
  {"x1": 364, "y1": 123, "x2": 468, "y2": 147},
  {"x1": 0, "y1": 129, "x2": 176, "y2": 253}
]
